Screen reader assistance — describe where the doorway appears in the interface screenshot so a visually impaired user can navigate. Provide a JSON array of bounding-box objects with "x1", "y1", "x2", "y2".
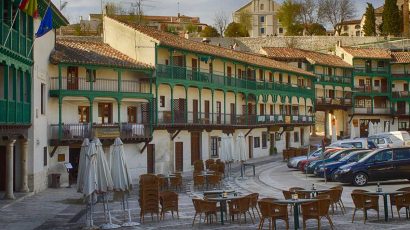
[
  {"x1": 191, "y1": 132, "x2": 201, "y2": 165},
  {"x1": 204, "y1": 100, "x2": 210, "y2": 124},
  {"x1": 69, "y1": 148, "x2": 81, "y2": 185},
  {"x1": 67, "y1": 66, "x2": 79, "y2": 90},
  {"x1": 175, "y1": 142, "x2": 183, "y2": 172},
  {"x1": 193, "y1": 100, "x2": 198, "y2": 123},
  {"x1": 0, "y1": 146, "x2": 5, "y2": 190},
  {"x1": 147, "y1": 144, "x2": 155, "y2": 174},
  {"x1": 300, "y1": 128, "x2": 305, "y2": 146},
  {"x1": 98, "y1": 103, "x2": 113, "y2": 124},
  {"x1": 127, "y1": 106, "x2": 137, "y2": 123},
  {"x1": 359, "y1": 119, "x2": 380, "y2": 137},
  {"x1": 248, "y1": 136, "x2": 253, "y2": 159}
]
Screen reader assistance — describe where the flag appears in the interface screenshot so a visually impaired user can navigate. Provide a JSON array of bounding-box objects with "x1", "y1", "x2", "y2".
[
  {"x1": 36, "y1": 7, "x2": 53, "y2": 38},
  {"x1": 19, "y1": 0, "x2": 39, "y2": 18}
]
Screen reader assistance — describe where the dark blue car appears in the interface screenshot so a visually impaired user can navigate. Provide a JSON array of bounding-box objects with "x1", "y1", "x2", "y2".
[
  {"x1": 314, "y1": 150, "x2": 371, "y2": 180},
  {"x1": 306, "y1": 148, "x2": 361, "y2": 174}
]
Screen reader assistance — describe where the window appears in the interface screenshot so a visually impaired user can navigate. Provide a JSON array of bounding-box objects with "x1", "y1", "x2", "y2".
[
  {"x1": 210, "y1": 137, "x2": 219, "y2": 157},
  {"x1": 127, "y1": 106, "x2": 137, "y2": 123},
  {"x1": 374, "y1": 80, "x2": 380, "y2": 87},
  {"x1": 238, "y1": 68, "x2": 242, "y2": 78},
  {"x1": 227, "y1": 66, "x2": 232, "y2": 77},
  {"x1": 43, "y1": 147, "x2": 48, "y2": 166},
  {"x1": 327, "y1": 67, "x2": 332, "y2": 76},
  {"x1": 160, "y1": 96, "x2": 165, "y2": 107},
  {"x1": 41, "y1": 83, "x2": 45, "y2": 115},
  {"x1": 260, "y1": 4, "x2": 264, "y2": 10},
  {"x1": 287, "y1": 75, "x2": 291, "y2": 84},
  {"x1": 377, "y1": 61, "x2": 385, "y2": 68},
  {"x1": 262, "y1": 132, "x2": 267, "y2": 148},
  {"x1": 343, "y1": 25, "x2": 348, "y2": 31},
  {"x1": 270, "y1": 105, "x2": 274, "y2": 115},
  {"x1": 400, "y1": 122, "x2": 408, "y2": 130},
  {"x1": 292, "y1": 106, "x2": 299, "y2": 115},
  {"x1": 395, "y1": 148, "x2": 410, "y2": 160},
  {"x1": 297, "y1": 78, "x2": 304, "y2": 87},
  {"x1": 369, "y1": 150, "x2": 393, "y2": 162},
  {"x1": 260, "y1": 27, "x2": 265, "y2": 34},
  {"x1": 260, "y1": 16, "x2": 265, "y2": 23},
  {"x1": 405, "y1": 83, "x2": 409, "y2": 91},
  {"x1": 78, "y1": 106, "x2": 90, "y2": 123},
  {"x1": 298, "y1": 62, "x2": 302, "y2": 69},
  {"x1": 359, "y1": 79, "x2": 365, "y2": 86},
  {"x1": 259, "y1": 104, "x2": 265, "y2": 115},
  {"x1": 254, "y1": 137, "x2": 260, "y2": 148},
  {"x1": 269, "y1": 72, "x2": 273, "y2": 82},
  {"x1": 259, "y1": 69, "x2": 263, "y2": 81},
  {"x1": 279, "y1": 73, "x2": 283, "y2": 83},
  {"x1": 294, "y1": 132, "x2": 300, "y2": 142},
  {"x1": 86, "y1": 69, "x2": 96, "y2": 82}
]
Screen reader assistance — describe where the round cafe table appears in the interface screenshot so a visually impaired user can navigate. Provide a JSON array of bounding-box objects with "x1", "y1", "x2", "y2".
[
  {"x1": 365, "y1": 190, "x2": 405, "y2": 222},
  {"x1": 206, "y1": 194, "x2": 242, "y2": 225},
  {"x1": 274, "y1": 199, "x2": 314, "y2": 230}
]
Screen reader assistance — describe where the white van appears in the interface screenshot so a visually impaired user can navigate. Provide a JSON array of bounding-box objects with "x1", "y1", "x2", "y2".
[
  {"x1": 329, "y1": 138, "x2": 378, "y2": 149},
  {"x1": 369, "y1": 131, "x2": 410, "y2": 147}
]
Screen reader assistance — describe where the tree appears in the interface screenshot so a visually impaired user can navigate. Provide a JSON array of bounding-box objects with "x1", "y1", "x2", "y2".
[
  {"x1": 200, "y1": 26, "x2": 220, "y2": 37},
  {"x1": 185, "y1": 23, "x2": 198, "y2": 33},
  {"x1": 382, "y1": 0, "x2": 402, "y2": 36},
  {"x1": 224, "y1": 22, "x2": 249, "y2": 37},
  {"x1": 363, "y1": 3, "x2": 377, "y2": 36},
  {"x1": 298, "y1": 0, "x2": 319, "y2": 34},
  {"x1": 214, "y1": 10, "x2": 229, "y2": 36},
  {"x1": 238, "y1": 10, "x2": 252, "y2": 32},
  {"x1": 277, "y1": 0, "x2": 302, "y2": 35},
  {"x1": 318, "y1": 0, "x2": 356, "y2": 35},
  {"x1": 305, "y1": 23, "x2": 327, "y2": 35}
]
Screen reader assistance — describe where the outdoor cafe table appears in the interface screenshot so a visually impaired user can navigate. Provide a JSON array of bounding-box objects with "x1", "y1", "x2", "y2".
[
  {"x1": 206, "y1": 194, "x2": 242, "y2": 225},
  {"x1": 365, "y1": 191, "x2": 404, "y2": 222},
  {"x1": 201, "y1": 172, "x2": 215, "y2": 189},
  {"x1": 295, "y1": 188, "x2": 332, "y2": 198},
  {"x1": 274, "y1": 199, "x2": 314, "y2": 230}
]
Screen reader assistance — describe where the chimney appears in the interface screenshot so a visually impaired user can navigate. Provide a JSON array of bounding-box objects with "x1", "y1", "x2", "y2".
[{"x1": 404, "y1": 0, "x2": 409, "y2": 37}]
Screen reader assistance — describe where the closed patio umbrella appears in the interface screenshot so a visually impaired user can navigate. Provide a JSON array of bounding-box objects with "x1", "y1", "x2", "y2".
[
  {"x1": 236, "y1": 132, "x2": 247, "y2": 162},
  {"x1": 220, "y1": 134, "x2": 228, "y2": 162},
  {"x1": 350, "y1": 122, "x2": 356, "y2": 139},
  {"x1": 94, "y1": 138, "x2": 114, "y2": 193},
  {"x1": 368, "y1": 122, "x2": 374, "y2": 137},
  {"x1": 331, "y1": 124, "x2": 337, "y2": 143},
  {"x1": 82, "y1": 141, "x2": 98, "y2": 227},
  {"x1": 227, "y1": 134, "x2": 234, "y2": 162},
  {"x1": 110, "y1": 138, "x2": 132, "y2": 193},
  {"x1": 77, "y1": 138, "x2": 90, "y2": 193}
]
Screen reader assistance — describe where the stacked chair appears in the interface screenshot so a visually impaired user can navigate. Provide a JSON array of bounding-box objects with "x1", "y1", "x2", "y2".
[{"x1": 139, "y1": 174, "x2": 160, "y2": 223}]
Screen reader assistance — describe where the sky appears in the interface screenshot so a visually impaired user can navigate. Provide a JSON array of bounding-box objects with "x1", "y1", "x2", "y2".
[{"x1": 53, "y1": 0, "x2": 385, "y2": 25}]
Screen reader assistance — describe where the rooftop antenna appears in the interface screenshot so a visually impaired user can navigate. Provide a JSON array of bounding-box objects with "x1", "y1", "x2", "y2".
[{"x1": 178, "y1": 1, "x2": 180, "y2": 16}]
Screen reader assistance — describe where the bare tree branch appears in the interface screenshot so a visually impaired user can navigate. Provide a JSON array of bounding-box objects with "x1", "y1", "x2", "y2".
[
  {"x1": 318, "y1": 0, "x2": 355, "y2": 34},
  {"x1": 214, "y1": 10, "x2": 229, "y2": 37}
]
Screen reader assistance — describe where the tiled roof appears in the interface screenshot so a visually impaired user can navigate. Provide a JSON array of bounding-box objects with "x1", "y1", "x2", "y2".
[
  {"x1": 337, "y1": 19, "x2": 362, "y2": 25},
  {"x1": 391, "y1": 52, "x2": 410, "y2": 63},
  {"x1": 261, "y1": 47, "x2": 352, "y2": 68},
  {"x1": 50, "y1": 36, "x2": 154, "y2": 69},
  {"x1": 341, "y1": 47, "x2": 392, "y2": 59},
  {"x1": 109, "y1": 17, "x2": 315, "y2": 77}
]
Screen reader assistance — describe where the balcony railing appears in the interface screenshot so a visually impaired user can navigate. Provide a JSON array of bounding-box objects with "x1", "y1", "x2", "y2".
[
  {"x1": 353, "y1": 107, "x2": 390, "y2": 114},
  {"x1": 316, "y1": 97, "x2": 352, "y2": 106},
  {"x1": 316, "y1": 74, "x2": 352, "y2": 85},
  {"x1": 156, "y1": 64, "x2": 314, "y2": 95},
  {"x1": 1, "y1": 22, "x2": 33, "y2": 58},
  {"x1": 49, "y1": 123, "x2": 151, "y2": 141},
  {"x1": 0, "y1": 100, "x2": 31, "y2": 124},
  {"x1": 354, "y1": 67, "x2": 389, "y2": 75},
  {"x1": 156, "y1": 111, "x2": 314, "y2": 126},
  {"x1": 392, "y1": 91, "x2": 410, "y2": 98},
  {"x1": 49, "y1": 77, "x2": 145, "y2": 93},
  {"x1": 392, "y1": 73, "x2": 410, "y2": 78},
  {"x1": 354, "y1": 85, "x2": 388, "y2": 94}
]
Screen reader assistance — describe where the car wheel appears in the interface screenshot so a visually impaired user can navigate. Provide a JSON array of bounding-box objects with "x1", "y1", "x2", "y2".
[
  {"x1": 353, "y1": 172, "x2": 368, "y2": 186},
  {"x1": 296, "y1": 162, "x2": 301, "y2": 169}
]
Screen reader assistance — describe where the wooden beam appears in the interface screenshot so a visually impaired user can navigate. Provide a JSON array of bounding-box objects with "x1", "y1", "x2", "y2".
[
  {"x1": 244, "y1": 128, "x2": 254, "y2": 138},
  {"x1": 50, "y1": 146, "x2": 59, "y2": 158},
  {"x1": 140, "y1": 142, "x2": 149, "y2": 153},
  {"x1": 171, "y1": 129, "x2": 182, "y2": 141}
]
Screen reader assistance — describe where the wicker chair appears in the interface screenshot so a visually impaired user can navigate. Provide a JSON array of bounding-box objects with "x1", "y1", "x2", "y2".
[
  {"x1": 209, "y1": 163, "x2": 219, "y2": 173},
  {"x1": 208, "y1": 174, "x2": 221, "y2": 189},
  {"x1": 192, "y1": 198, "x2": 218, "y2": 226},
  {"x1": 217, "y1": 162, "x2": 225, "y2": 176},
  {"x1": 259, "y1": 197, "x2": 278, "y2": 202},
  {"x1": 157, "y1": 174, "x2": 168, "y2": 191},
  {"x1": 390, "y1": 187, "x2": 410, "y2": 218},
  {"x1": 170, "y1": 174, "x2": 183, "y2": 192},
  {"x1": 248, "y1": 193, "x2": 260, "y2": 219},
  {"x1": 283, "y1": 190, "x2": 292, "y2": 200},
  {"x1": 205, "y1": 159, "x2": 215, "y2": 169},
  {"x1": 272, "y1": 202, "x2": 290, "y2": 230},
  {"x1": 351, "y1": 190, "x2": 379, "y2": 223},
  {"x1": 330, "y1": 185, "x2": 346, "y2": 212},
  {"x1": 159, "y1": 191, "x2": 179, "y2": 220},
  {"x1": 193, "y1": 160, "x2": 204, "y2": 172},
  {"x1": 258, "y1": 200, "x2": 274, "y2": 230},
  {"x1": 393, "y1": 192, "x2": 410, "y2": 219},
  {"x1": 228, "y1": 196, "x2": 254, "y2": 225},
  {"x1": 193, "y1": 175, "x2": 205, "y2": 191},
  {"x1": 301, "y1": 198, "x2": 334, "y2": 230},
  {"x1": 139, "y1": 174, "x2": 160, "y2": 223}
]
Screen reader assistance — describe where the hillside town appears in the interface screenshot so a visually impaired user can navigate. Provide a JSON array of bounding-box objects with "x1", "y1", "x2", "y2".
[{"x1": 3, "y1": 0, "x2": 410, "y2": 229}]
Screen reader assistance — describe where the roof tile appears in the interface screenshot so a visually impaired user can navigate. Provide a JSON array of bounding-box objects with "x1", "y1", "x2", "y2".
[
  {"x1": 341, "y1": 46, "x2": 392, "y2": 59},
  {"x1": 391, "y1": 52, "x2": 410, "y2": 63}
]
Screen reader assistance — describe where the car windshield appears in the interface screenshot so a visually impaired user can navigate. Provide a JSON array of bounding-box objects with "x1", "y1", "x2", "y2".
[
  {"x1": 328, "y1": 150, "x2": 344, "y2": 159},
  {"x1": 339, "y1": 151, "x2": 370, "y2": 162},
  {"x1": 359, "y1": 149, "x2": 392, "y2": 163}
]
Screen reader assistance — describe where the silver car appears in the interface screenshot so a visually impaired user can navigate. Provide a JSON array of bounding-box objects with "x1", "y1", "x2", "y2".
[{"x1": 287, "y1": 149, "x2": 322, "y2": 168}]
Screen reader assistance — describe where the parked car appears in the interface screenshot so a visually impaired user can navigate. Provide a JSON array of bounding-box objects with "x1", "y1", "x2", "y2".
[
  {"x1": 298, "y1": 148, "x2": 342, "y2": 172},
  {"x1": 333, "y1": 147, "x2": 410, "y2": 186},
  {"x1": 367, "y1": 136, "x2": 394, "y2": 148},
  {"x1": 287, "y1": 149, "x2": 322, "y2": 169},
  {"x1": 306, "y1": 148, "x2": 362, "y2": 174},
  {"x1": 314, "y1": 150, "x2": 372, "y2": 180},
  {"x1": 329, "y1": 138, "x2": 378, "y2": 149},
  {"x1": 369, "y1": 131, "x2": 410, "y2": 147}
]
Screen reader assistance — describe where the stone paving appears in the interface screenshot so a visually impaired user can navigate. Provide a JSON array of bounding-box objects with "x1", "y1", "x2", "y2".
[{"x1": 1, "y1": 155, "x2": 410, "y2": 229}]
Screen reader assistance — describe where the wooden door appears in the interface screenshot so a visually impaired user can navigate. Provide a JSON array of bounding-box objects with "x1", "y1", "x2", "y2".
[
  {"x1": 191, "y1": 132, "x2": 201, "y2": 165},
  {"x1": 248, "y1": 136, "x2": 253, "y2": 159},
  {"x1": 67, "y1": 66, "x2": 78, "y2": 90},
  {"x1": 127, "y1": 106, "x2": 137, "y2": 123},
  {"x1": 98, "y1": 103, "x2": 112, "y2": 124},
  {"x1": 204, "y1": 100, "x2": 210, "y2": 124},
  {"x1": 193, "y1": 99, "x2": 199, "y2": 123},
  {"x1": 300, "y1": 128, "x2": 305, "y2": 146},
  {"x1": 0, "y1": 146, "x2": 5, "y2": 191},
  {"x1": 286, "y1": 132, "x2": 290, "y2": 149},
  {"x1": 78, "y1": 106, "x2": 90, "y2": 123},
  {"x1": 191, "y1": 59, "x2": 198, "y2": 80},
  {"x1": 147, "y1": 144, "x2": 155, "y2": 174},
  {"x1": 216, "y1": 101, "x2": 222, "y2": 124},
  {"x1": 381, "y1": 79, "x2": 387, "y2": 93},
  {"x1": 175, "y1": 142, "x2": 183, "y2": 172},
  {"x1": 230, "y1": 103, "x2": 235, "y2": 124},
  {"x1": 69, "y1": 148, "x2": 81, "y2": 184},
  {"x1": 398, "y1": 101, "x2": 406, "y2": 114}
]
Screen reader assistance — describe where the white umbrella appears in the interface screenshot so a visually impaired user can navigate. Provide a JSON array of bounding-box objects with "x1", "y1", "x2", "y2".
[
  {"x1": 368, "y1": 121, "x2": 374, "y2": 137},
  {"x1": 77, "y1": 138, "x2": 90, "y2": 193},
  {"x1": 350, "y1": 122, "x2": 356, "y2": 139},
  {"x1": 227, "y1": 134, "x2": 234, "y2": 162},
  {"x1": 220, "y1": 134, "x2": 227, "y2": 161},
  {"x1": 110, "y1": 138, "x2": 132, "y2": 192},
  {"x1": 83, "y1": 142, "x2": 98, "y2": 198},
  {"x1": 379, "y1": 122, "x2": 384, "y2": 134},
  {"x1": 94, "y1": 138, "x2": 114, "y2": 193},
  {"x1": 331, "y1": 123, "x2": 337, "y2": 143},
  {"x1": 236, "y1": 132, "x2": 248, "y2": 162}
]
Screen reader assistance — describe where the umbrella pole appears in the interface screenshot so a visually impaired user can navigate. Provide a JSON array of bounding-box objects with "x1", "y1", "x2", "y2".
[{"x1": 90, "y1": 193, "x2": 94, "y2": 227}]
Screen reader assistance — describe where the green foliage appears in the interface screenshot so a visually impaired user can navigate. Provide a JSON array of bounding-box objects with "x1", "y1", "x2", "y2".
[
  {"x1": 224, "y1": 22, "x2": 249, "y2": 37},
  {"x1": 200, "y1": 26, "x2": 220, "y2": 37},
  {"x1": 277, "y1": 0, "x2": 302, "y2": 35},
  {"x1": 305, "y1": 23, "x2": 327, "y2": 35},
  {"x1": 286, "y1": 24, "x2": 304, "y2": 35},
  {"x1": 382, "y1": 0, "x2": 402, "y2": 36},
  {"x1": 363, "y1": 3, "x2": 377, "y2": 36},
  {"x1": 166, "y1": 26, "x2": 179, "y2": 35},
  {"x1": 186, "y1": 23, "x2": 198, "y2": 33},
  {"x1": 238, "y1": 10, "x2": 252, "y2": 31}
]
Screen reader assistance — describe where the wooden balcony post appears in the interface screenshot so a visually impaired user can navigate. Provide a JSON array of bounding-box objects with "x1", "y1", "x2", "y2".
[
  {"x1": 117, "y1": 101, "x2": 121, "y2": 124},
  {"x1": 155, "y1": 84, "x2": 159, "y2": 124},
  {"x1": 58, "y1": 65, "x2": 62, "y2": 91},
  {"x1": 58, "y1": 97, "x2": 62, "y2": 141},
  {"x1": 223, "y1": 90, "x2": 226, "y2": 125},
  {"x1": 198, "y1": 87, "x2": 202, "y2": 120},
  {"x1": 185, "y1": 86, "x2": 188, "y2": 122},
  {"x1": 89, "y1": 97, "x2": 94, "y2": 125},
  {"x1": 117, "y1": 71, "x2": 122, "y2": 93},
  {"x1": 211, "y1": 89, "x2": 214, "y2": 124},
  {"x1": 171, "y1": 85, "x2": 174, "y2": 124}
]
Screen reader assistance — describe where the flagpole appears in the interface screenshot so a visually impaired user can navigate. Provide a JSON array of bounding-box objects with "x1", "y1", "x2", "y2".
[
  {"x1": 28, "y1": 0, "x2": 53, "y2": 57},
  {"x1": 3, "y1": 10, "x2": 20, "y2": 46}
]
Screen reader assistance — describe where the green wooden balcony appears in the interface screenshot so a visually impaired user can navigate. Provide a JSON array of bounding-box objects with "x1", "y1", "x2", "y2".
[
  {"x1": 1, "y1": 22, "x2": 33, "y2": 59},
  {"x1": 0, "y1": 99, "x2": 31, "y2": 124},
  {"x1": 354, "y1": 67, "x2": 389, "y2": 75},
  {"x1": 316, "y1": 74, "x2": 352, "y2": 85},
  {"x1": 156, "y1": 64, "x2": 314, "y2": 96}
]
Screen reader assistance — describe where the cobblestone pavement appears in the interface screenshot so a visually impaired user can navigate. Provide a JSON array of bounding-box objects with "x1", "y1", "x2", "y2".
[{"x1": 1, "y1": 155, "x2": 410, "y2": 229}]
